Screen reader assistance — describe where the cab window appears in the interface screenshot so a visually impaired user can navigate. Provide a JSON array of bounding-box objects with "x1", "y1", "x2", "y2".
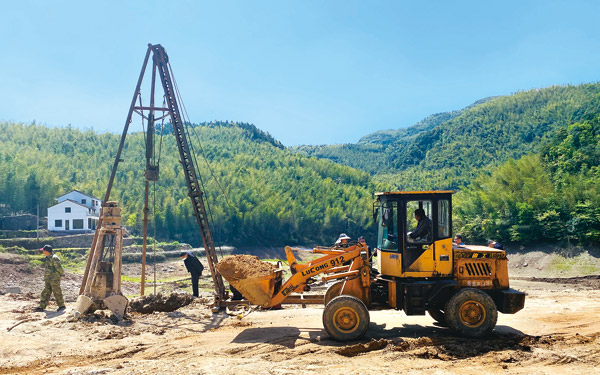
[
  {"x1": 378, "y1": 201, "x2": 398, "y2": 251},
  {"x1": 438, "y1": 199, "x2": 450, "y2": 238},
  {"x1": 406, "y1": 200, "x2": 432, "y2": 243}
]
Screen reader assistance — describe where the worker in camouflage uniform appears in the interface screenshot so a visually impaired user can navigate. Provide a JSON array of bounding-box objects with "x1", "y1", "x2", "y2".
[{"x1": 35, "y1": 244, "x2": 66, "y2": 312}]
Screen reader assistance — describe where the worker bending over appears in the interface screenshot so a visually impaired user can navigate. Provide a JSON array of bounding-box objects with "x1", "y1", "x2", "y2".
[{"x1": 180, "y1": 251, "x2": 204, "y2": 297}]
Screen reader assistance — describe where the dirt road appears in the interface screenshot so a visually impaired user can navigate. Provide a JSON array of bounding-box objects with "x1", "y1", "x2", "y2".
[{"x1": 1, "y1": 278, "x2": 599, "y2": 375}]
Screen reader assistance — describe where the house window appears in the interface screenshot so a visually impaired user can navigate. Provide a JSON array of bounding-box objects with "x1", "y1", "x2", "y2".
[
  {"x1": 55, "y1": 220, "x2": 62, "y2": 227},
  {"x1": 82, "y1": 199, "x2": 87, "y2": 204},
  {"x1": 65, "y1": 207, "x2": 71, "y2": 213},
  {"x1": 73, "y1": 219, "x2": 84, "y2": 229}
]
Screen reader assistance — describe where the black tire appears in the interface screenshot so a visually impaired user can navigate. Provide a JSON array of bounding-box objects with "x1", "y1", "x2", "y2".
[
  {"x1": 427, "y1": 308, "x2": 447, "y2": 326},
  {"x1": 324, "y1": 281, "x2": 344, "y2": 306},
  {"x1": 323, "y1": 295, "x2": 370, "y2": 341},
  {"x1": 445, "y1": 288, "x2": 498, "y2": 338}
]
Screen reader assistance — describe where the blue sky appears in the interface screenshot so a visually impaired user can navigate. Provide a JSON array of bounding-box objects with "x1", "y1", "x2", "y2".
[{"x1": 1, "y1": 1, "x2": 599, "y2": 146}]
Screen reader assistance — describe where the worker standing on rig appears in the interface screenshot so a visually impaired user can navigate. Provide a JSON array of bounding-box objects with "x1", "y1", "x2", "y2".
[
  {"x1": 180, "y1": 251, "x2": 204, "y2": 297},
  {"x1": 35, "y1": 245, "x2": 66, "y2": 312}
]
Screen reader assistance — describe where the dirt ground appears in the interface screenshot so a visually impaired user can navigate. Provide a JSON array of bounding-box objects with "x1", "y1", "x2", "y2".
[{"x1": 1, "y1": 252, "x2": 599, "y2": 375}]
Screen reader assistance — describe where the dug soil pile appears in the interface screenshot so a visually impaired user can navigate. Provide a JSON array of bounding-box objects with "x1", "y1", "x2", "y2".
[
  {"x1": 129, "y1": 292, "x2": 194, "y2": 313},
  {"x1": 217, "y1": 254, "x2": 277, "y2": 307},
  {"x1": 527, "y1": 275, "x2": 600, "y2": 289}
]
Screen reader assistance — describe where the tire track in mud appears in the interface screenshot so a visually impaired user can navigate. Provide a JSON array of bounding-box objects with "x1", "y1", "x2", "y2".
[
  {"x1": 5, "y1": 332, "x2": 596, "y2": 374},
  {"x1": 334, "y1": 332, "x2": 600, "y2": 366},
  {"x1": 218, "y1": 334, "x2": 328, "y2": 362},
  {"x1": 0, "y1": 344, "x2": 149, "y2": 375},
  {"x1": 212, "y1": 329, "x2": 600, "y2": 368},
  {"x1": 2, "y1": 327, "x2": 598, "y2": 374},
  {"x1": 519, "y1": 332, "x2": 600, "y2": 366}
]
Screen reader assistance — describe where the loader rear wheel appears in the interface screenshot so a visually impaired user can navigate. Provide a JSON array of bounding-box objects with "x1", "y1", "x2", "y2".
[
  {"x1": 324, "y1": 281, "x2": 343, "y2": 305},
  {"x1": 323, "y1": 295, "x2": 369, "y2": 341},
  {"x1": 427, "y1": 308, "x2": 447, "y2": 326},
  {"x1": 445, "y1": 288, "x2": 497, "y2": 338}
]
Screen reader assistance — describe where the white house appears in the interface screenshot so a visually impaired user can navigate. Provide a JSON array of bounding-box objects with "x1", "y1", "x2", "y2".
[{"x1": 47, "y1": 190, "x2": 100, "y2": 232}]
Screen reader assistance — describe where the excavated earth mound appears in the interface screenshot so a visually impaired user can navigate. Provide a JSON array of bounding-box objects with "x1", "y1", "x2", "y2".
[
  {"x1": 129, "y1": 292, "x2": 194, "y2": 313},
  {"x1": 217, "y1": 254, "x2": 276, "y2": 280},
  {"x1": 217, "y1": 255, "x2": 277, "y2": 307},
  {"x1": 527, "y1": 275, "x2": 600, "y2": 289}
]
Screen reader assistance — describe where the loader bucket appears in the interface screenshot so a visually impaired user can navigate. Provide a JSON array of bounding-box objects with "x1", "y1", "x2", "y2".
[
  {"x1": 227, "y1": 273, "x2": 276, "y2": 307},
  {"x1": 216, "y1": 255, "x2": 278, "y2": 307}
]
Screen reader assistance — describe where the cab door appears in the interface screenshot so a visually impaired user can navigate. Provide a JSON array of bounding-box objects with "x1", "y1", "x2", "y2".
[
  {"x1": 376, "y1": 201, "x2": 403, "y2": 277},
  {"x1": 403, "y1": 199, "x2": 435, "y2": 274},
  {"x1": 434, "y1": 199, "x2": 453, "y2": 276}
]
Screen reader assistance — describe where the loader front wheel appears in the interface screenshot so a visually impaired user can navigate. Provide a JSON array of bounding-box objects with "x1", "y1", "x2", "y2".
[
  {"x1": 445, "y1": 288, "x2": 497, "y2": 338},
  {"x1": 323, "y1": 295, "x2": 369, "y2": 341}
]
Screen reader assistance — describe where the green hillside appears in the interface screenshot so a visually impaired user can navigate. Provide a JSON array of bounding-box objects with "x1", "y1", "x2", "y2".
[
  {"x1": 455, "y1": 114, "x2": 600, "y2": 245},
  {"x1": 292, "y1": 110, "x2": 465, "y2": 174},
  {"x1": 294, "y1": 83, "x2": 600, "y2": 191},
  {"x1": 0, "y1": 121, "x2": 380, "y2": 247},
  {"x1": 3, "y1": 82, "x2": 600, "y2": 247},
  {"x1": 293, "y1": 97, "x2": 496, "y2": 174}
]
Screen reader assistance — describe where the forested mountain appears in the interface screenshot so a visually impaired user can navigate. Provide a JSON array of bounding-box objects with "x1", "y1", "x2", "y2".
[
  {"x1": 0, "y1": 121, "x2": 380, "y2": 246},
  {"x1": 2, "y1": 83, "x2": 600, "y2": 247},
  {"x1": 292, "y1": 82, "x2": 600, "y2": 245},
  {"x1": 455, "y1": 114, "x2": 600, "y2": 245},
  {"x1": 294, "y1": 84, "x2": 600, "y2": 191},
  {"x1": 293, "y1": 97, "x2": 496, "y2": 174}
]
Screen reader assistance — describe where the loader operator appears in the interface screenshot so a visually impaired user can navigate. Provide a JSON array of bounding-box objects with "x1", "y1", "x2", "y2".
[
  {"x1": 180, "y1": 251, "x2": 204, "y2": 297},
  {"x1": 35, "y1": 244, "x2": 66, "y2": 312},
  {"x1": 408, "y1": 208, "x2": 432, "y2": 242}
]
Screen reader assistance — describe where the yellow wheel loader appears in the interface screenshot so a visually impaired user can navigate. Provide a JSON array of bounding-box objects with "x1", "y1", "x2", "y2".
[{"x1": 219, "y1": 191, "x2": 525, "y2": 341}]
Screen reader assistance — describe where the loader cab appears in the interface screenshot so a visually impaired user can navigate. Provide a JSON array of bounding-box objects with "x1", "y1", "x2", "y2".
[{"x1": 374, "y1": 191, "x2": 454, "y2": 278}]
